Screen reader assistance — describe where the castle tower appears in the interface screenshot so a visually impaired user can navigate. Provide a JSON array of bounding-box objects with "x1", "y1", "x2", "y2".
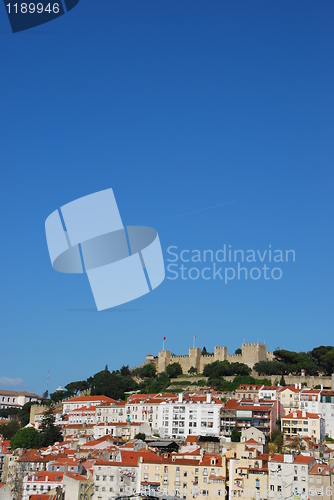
[
  {"x1": 158, "y1": 350, "x2": 172, "y2": 373},
  {"x1": 241, "y1": 342, "x2": 267, "y2": 368},
  {"x1": 214, "y1": 346, "x2": 227, "y2": 362},
  {"x1": 189, "y1": 347, "x2": 201, "y2": 372}
]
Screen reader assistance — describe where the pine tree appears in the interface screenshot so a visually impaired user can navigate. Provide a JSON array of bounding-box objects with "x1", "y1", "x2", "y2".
[{"x1": 40, "y1": 406, "x2": 63, "y2": 446}]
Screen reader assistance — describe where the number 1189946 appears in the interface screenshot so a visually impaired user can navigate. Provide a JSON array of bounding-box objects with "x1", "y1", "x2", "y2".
[{"x1": 6, "y1": 3, "x2": 60, "y2": 14}]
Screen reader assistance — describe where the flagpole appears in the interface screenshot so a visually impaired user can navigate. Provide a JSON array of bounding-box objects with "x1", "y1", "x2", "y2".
[{"x1": 163, "y1": 337, "x2": 165, "y2": 351}]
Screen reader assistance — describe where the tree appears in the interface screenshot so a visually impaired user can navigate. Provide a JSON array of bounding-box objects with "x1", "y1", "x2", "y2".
[
  {"x1": 231, "y1": 425, "x2": 241, "y2": 442},
  {"x1": 188, "y1": 366, "x2": 198, "y2": 375},
  {"x1": 140, "y1": 364, "x2": 157, "y2": 379},
  {"x1": 0, "y1": 408, "x2": 19, "y2": 419},
  {"x1": 0, "y1": 421, "x2": 20, "y2": 440},
  {"x1": 120, "y1": 365, "x2": 131, "y2": 377},
  {"x1": 134, "y1": 433, "x2": 146, "y2": 441},
  {"x1": 319, "y1": 348, "x2": 334, "y2": 375},
  {"x1": 201, "y1": 347, "x2": 208, "y2": 355},
  {"x1": 90, "y1": 368, "x2": 137, "y2": 400},
  {"x1": 40, "y1": 406, "x2": 63, "y2": 447},
  {"x1": 166, "y1": 363, "x2": 183, "y2": 378},
  {"x1": 65, "y1": 380, "x2": 90, "y2": 394},
  {"x1": 235, "y1": 348, "x2": 242, "y2": 355},
  {"x1": 279, "y1": 375, "x2": 286, "y2": 386},
  {"x1": 270, "y1": 430, "x2": 283, "y2": 453},
  {"x1": 11, "y1": 427, "x2": 42, "y2": 450},
  {"x1": 50, "y1": 390, "x2": 73, "y2": 404},
  {"x1": 254, "y1": 360, "x2": 288, "y2": 376}
]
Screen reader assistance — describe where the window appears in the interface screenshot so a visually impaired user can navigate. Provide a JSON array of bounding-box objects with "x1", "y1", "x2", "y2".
[
  {"x1": 96, "y1": 475, "x2": 100, "y2": 481},
  {"x1": 270, "y1": 485, "x2": 274, "y2": 491},
  {"x1": 110, "y1": 476, "x2": 114, "y2": 481},
  {"x1": 176, "y1": 467, "x2": 180, "y2": 473},
  {"x1": 278, "y1": 486, "x2": 282, "y2": 492},
  {"x1": 183, "y1": 472, "x2": 187, "y2": 477}
]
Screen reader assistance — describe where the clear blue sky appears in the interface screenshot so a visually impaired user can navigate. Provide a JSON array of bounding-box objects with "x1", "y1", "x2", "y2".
[{"x1": 0, "y1": 1, "x2": 333, "y2": 395}]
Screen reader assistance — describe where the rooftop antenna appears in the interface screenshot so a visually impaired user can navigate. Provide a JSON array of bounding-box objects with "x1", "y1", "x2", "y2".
[{"x1": 193, "y1": 334, "x2": 196, "y2": 348}]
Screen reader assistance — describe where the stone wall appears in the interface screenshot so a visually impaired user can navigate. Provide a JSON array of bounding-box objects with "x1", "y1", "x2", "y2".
[{"x1": 154, "y1": 342, "x2": 271, "y2": 374}]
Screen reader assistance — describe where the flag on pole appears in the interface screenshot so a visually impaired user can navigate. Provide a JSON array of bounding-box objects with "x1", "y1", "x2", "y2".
[{"x1": 163, "y1": 336, "x2": 166, "y2": 340}]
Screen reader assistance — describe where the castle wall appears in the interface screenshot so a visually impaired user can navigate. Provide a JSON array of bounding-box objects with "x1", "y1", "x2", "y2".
[
  {"x1": 170, "y1": 354, "x2": 191, "y2": 374},
  {"x1": 155, "y1": 342, "x2": 271, "y2": 373}
]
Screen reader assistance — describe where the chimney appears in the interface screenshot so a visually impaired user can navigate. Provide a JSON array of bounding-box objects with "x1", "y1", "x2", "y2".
[
  {"x1": 206, "y1": 393, "x2": 212, "y2": 404},
  {"x1": 295, "y1": 384, "x2": 297, "y2": 389},
  {"x1": 302, "y1": 410, "x2": 306, "y2": 418},
  {"x1": 321, "y1": 384, "x2": 323, "y2": 390},
  {"x1": 178, "y1": 393, "x2": 183, "y2": 403},
  {"x1": 299, "y1": 383, "x2": 301, "y2": 390}
]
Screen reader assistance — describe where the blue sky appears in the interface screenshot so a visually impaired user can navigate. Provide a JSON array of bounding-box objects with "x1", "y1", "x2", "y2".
[{"x1": 0, "y1": 1, "x2": 333, "y2": 395}]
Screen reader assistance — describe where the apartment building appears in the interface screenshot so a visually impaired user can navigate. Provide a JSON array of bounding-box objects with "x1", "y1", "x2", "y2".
[
  {"x1": 159, "y1": 393, "x2": 222, "y2": 439},
  {"x1": 234, "y1": 385, "x2": 264, "y2": 401},
  {"x1": 96, "y1": 401, "x2": 126, "y2": 424},
  {"x1": 229, "y1": 451, "x2": 269, "y2": 500},
  {"x1": 62, "y1": 396, "x2": 115, "y2": 414},
  {"x1": 235, "y1": 401, "x2": 282, "y2": 435},
  {"x1": 22, "y1": 472, "x2": 63, "y2": 500},
  {"x1": 281, "y1": 410, "x2": 325, "y2": 443},
  {"x1": 220, "y1": 400, "x2": 237, "y2": 437},
  {"x1": 92, "y1": 450, "x2": 154, "y2": 500},
  {"x1": 267, "y1": 454, "x2": 315, "y2": 500},
  {"x1": 67, "y1": 405, "x2": 96, "y2": 425},
  {"x1": 139, "y1": 452, "x2": 226, "y2": 499},
  {"x1": 277, "y1": 385, "x2": 301, "y2": 415},
  {"x1": 308, "y1": 463, "x2": 334, "y2": 500},
  {"x1": 299, "y1": 389, "x2": 322, "y2": 415},
  {"x1": 319, "y1": 390, "x2": 334, "y2": 439},
  {"x1": 62, "y1": 473, "x2": 94, "y2": 500},
  {"x1": 0, "y1": 391, "x2": 42, "y2": 410}
]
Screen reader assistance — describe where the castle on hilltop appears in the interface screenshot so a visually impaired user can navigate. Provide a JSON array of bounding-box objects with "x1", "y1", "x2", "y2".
[{"x1": 144, "y1": 342, "x2": 274, "y2": 374}]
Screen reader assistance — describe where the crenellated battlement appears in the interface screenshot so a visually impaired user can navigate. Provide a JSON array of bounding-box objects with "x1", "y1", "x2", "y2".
[{"x1": 141, "y1": 341, "x2": 272, "y2": 374}]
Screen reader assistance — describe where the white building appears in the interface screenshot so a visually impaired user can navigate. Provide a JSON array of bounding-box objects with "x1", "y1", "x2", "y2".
[
  {"x1": 125, "y1": 395, "x2": 161, "y2": 432},
  {"x1": 96, "y1": 400, "x2": 126, "y2": 424},
  {"x1": 0, "y1": 390, "x2": 42, "y2": 409},
  {"x1": 62, "y1": 396, "x2": 115, "y2": 414},
  {"x1": 92, "y1": 450, "x2": 142, "y2": 500},
  {"x1": 67, "y1": 405, "x2": 96, "y2": 425},
  {"x1": 159, "y1": 393, "x2": 222, "y2": 439},
  {"x1": 268, "y1": 453, "x2": 315, "y2": 500},
  {"x1": 319, "y1": 390, "x2": 334, "y2": 439},
  {"x1": 22, "y1": 471, "x2": 63, "y2": 500}
]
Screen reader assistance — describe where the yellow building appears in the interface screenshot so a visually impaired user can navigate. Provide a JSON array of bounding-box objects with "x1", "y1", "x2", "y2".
[
  {"x1": 139, "y1": 452, "x2": 227, "y2": 499},
  {"x1": 282, "y1": 410, "x2": 325, "y2": 444}
]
